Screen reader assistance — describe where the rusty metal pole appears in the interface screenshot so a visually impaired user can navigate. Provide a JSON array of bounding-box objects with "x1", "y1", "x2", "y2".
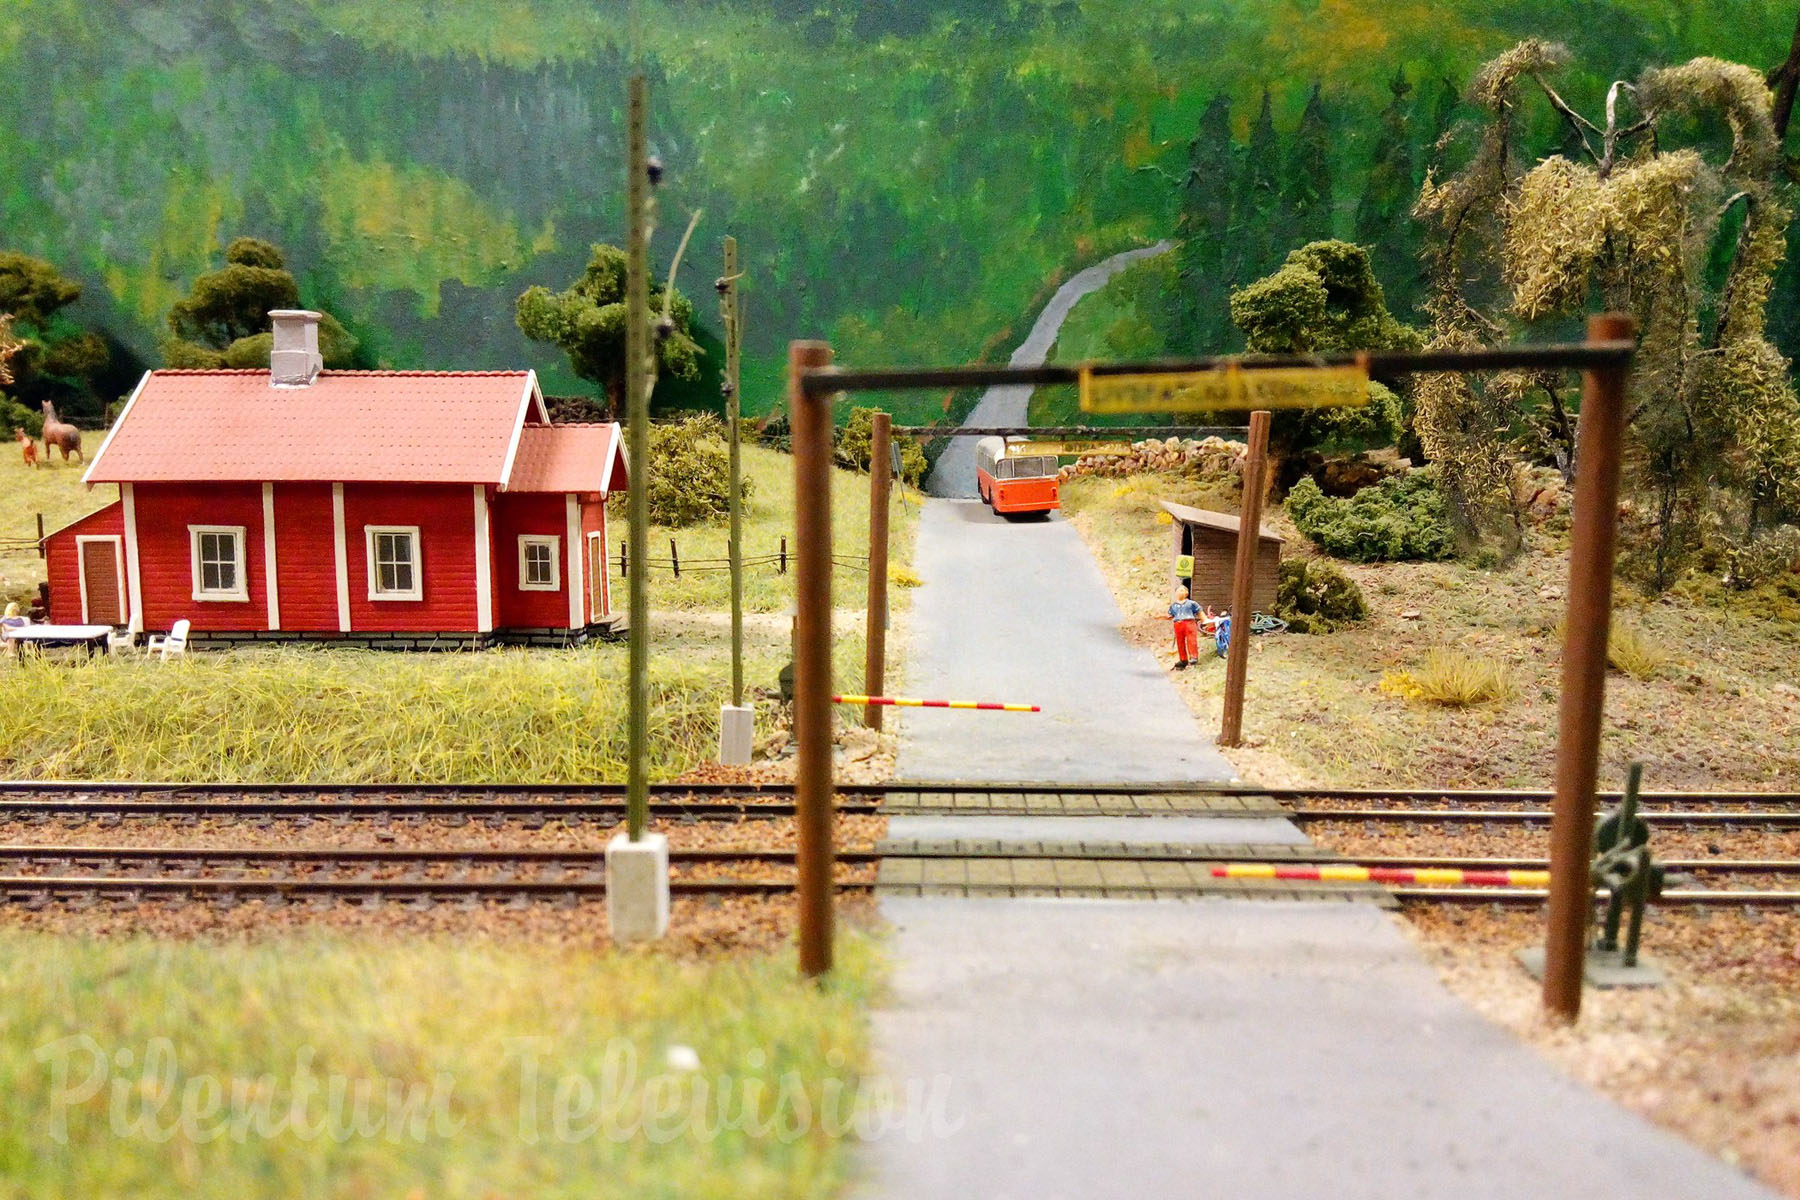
[
  {"x1": 790, "y1": 340, "x2": 836, "y2": 978},
  {"x1": 1218, "y1": 409, "x2": 1270, "y2": 747},
  {"x1": 864, "y1": 411, "x2": 892, "y2": 731},
  {"x1": 624, "y1": 73, "x2": 654, "y2": 844},
  {"x1": 1542, "y1": 312, "x2": 1635, "y2": 1022}
]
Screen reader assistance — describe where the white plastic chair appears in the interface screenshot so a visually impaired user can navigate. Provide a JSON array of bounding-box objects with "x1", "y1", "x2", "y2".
[
  {"x1": 106, "y1": 628, "x2": 137, "y2": 654},
  {"x1": 146, "y1": 619, "x2": 190, "y2": 661}
]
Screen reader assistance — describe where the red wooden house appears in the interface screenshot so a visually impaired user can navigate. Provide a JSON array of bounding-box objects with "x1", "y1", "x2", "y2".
[{"x1": 42, "y1": 310, "x2": 625, "y2": 649}]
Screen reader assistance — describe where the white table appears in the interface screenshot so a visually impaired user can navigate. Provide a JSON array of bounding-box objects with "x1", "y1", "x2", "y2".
[{"x1": 2, "y1": 624, "x2": 115, "y2": 659}]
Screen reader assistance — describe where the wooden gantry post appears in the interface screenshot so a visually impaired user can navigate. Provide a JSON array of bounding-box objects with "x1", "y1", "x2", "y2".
[
  {"x1": 1218, "y1": 409, "x2": 1270, "y2": 748},
  {"x1": 864, "y1": 411, "x2": 893, "y2": 731},
  {"x1": 1542, "y1": 313, "x2": 1635, "y2": 1022},
  {"x1": 790, "y1": 340, "x2": 836, "y2": 978}
]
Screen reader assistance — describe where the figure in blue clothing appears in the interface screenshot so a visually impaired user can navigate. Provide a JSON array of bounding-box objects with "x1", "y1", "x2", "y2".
[
  {"x1": 1213, "y1": 611, "x2": 1230, "y2": 659},
  {"x1": 1168, "y1": 586, "x2": 1202, "y2": 669}
]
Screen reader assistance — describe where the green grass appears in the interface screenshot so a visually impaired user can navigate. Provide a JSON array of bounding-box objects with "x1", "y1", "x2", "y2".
[
  {"x1": 0, "y1": 930, "x2": 882, "y2": 1199},
  {"x1": 0, "y1": 627, "x2": 876, "y2": 783},
  {"x1": 0, "y1": 450, "x2": 111, "y2": 607},
  {"x1": 638, "y1": 444, "x2": 921, "y2": 614}
]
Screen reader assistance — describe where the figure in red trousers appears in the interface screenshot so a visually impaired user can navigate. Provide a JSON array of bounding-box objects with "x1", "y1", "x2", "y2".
[{"x1": 1168, "y1": 586, "x2": 1202, "y2": 669}]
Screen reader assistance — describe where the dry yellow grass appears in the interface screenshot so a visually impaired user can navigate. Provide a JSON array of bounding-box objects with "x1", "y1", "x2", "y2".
[{"x1": 1380, "y1": 649, "x2": 1514, "y2": 707}]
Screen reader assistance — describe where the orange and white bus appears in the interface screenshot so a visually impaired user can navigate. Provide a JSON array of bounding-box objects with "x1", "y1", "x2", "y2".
[{"x1": 975, "y1": 436, "x2": 1060, "y2": 515}]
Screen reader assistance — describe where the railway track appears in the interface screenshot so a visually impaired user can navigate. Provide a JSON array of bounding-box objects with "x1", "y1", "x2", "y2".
[{"x1": 0, "y1": 782, "x2": 1793, "y2": 909}]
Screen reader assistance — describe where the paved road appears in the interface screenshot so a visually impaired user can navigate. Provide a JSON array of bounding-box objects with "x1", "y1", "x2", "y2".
[
  {"x1": 928, "y1": 242, "x2": 1172, "y2": 499},
  {"x1": 860, "y1": 494, "x2": 1776, "y2": 1199},
  {"x1": 895, "y1": 498, "x2": 1233, "y2": 783},
  {"x1": 861, "y1": 899, "x2": 1777, "y2": 1200}
]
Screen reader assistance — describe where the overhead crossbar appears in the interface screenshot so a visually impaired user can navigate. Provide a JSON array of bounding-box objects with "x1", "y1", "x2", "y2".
[
  {"x1": 890, "y1": 425, "x2": 1247, "y2": 438},
  {"x1": 797, "y1": 340, "x2": 1637, "y2": 397}
]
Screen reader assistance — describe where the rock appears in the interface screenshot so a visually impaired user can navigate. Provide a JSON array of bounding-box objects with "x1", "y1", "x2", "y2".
[{"x1": 1399, "y1": 609, "x2": 1422, "y2": 620}]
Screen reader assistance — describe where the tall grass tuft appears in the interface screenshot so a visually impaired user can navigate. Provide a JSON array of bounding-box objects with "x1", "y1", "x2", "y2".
[
  {"x1": 1606, "y1": 621, "x2": 1671, "y2": 680},
  {"x1": 1379, "y1": 649, "x2": 1514, "y2": 707},
  {"x1": 0, "y1": 641, "x2": 812, "y2": 783}
]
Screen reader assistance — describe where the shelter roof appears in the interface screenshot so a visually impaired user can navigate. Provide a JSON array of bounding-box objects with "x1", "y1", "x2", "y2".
[{"x1": 1159, "y1": 500, "x2": 1285, "y2": 544}]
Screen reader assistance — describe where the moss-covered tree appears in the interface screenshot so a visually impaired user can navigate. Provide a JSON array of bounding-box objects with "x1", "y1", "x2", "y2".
[
  {"x1": 163, "y1": 238, "x2": 358, "y2": 369},
  {"x1": 0, "y1": 252, "x2": 110, "y2": 424},
  {"x1": 515, "y1": 243, "x2": 701, "y2": 416},
  {"x1": 1228, "y1": 240, "x2": 1422, "y2": 454},
  {"x1": 1414, "y1": 41, "x2": 1800, "y2": 583}
]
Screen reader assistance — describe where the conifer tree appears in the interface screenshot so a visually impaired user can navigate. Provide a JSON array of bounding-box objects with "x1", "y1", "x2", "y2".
[
  {"x1": 1281, "y1": 84, "x2": 1335, "y2": 247},
  {"x1": 1230, "y1": 90, "x2": 1282, "y2": 292},
  {"x1": 1174, "y1": 95, "x2": 1236, "y2": 354},
  {"x1": 1355, "y1": 70, "x2": 1420, "y2": 317}
]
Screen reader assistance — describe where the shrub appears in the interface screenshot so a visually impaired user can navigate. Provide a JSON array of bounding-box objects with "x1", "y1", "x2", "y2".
[
  {"x1": 757, "y1": 410, "x2": 792, "y2": 452},
  {"x1": 1, "y1": 392, "x2": 41, "y2": 437},
  {"x1": 645, "y1": 414, "x2": 750, "y2": 527},
  {"x1": 833, "y1": 407, "x2": 927, "y2": 488},
  {"x1": 1286, "y1": 472, "x2": 1455, "y2": 562},
  {"x1": 1272, "y1": 557, "x2": 1367, "y2": 634},
  {"x1": 1379, "y1": 649, "x2": 1513, "y2": 707}
]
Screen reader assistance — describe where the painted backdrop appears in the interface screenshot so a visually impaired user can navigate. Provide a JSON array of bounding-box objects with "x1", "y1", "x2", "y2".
[{"x1": 2, "y1": 1, "x2": 1796, "y2": 419}]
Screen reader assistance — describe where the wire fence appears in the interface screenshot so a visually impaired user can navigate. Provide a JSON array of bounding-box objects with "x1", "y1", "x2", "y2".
[{"x1": 616, "y1": 538, "x2": 869, "y2": 578}]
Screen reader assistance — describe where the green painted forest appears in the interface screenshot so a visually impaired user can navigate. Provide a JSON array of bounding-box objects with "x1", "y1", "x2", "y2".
[{"x1": 2, "y1": 0, "x2": 1799, "y2": 424}]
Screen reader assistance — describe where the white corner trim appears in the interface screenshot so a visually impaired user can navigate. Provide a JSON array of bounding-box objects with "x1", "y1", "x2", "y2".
[
  {"x1": 518, "y1": 533, "x2": 561, "y2": 593},
  {"x1": 332, "y1": 484, "x2": 350, "y2": 631},
  {"x1": 188, "y1": 525, "x2": 249, "y2": 603},
  {"x1": 473, "y1": 487, "x2": 494, "y2": 631},
  {"x1": 497, "y1": 372, "x2": 540, "y2": 491},
  {"x1": 564, "y1": 495, "x2": 583, "y2": 626},
  {"x1": 365, "y1": 524, "x2": 424, "y2": 602},
  {"x1": 599, "y1": 421, "x2": 623, "y2": 494},
  {"x1": 74, "y1": 535, "x2": 125, "y2": 625},
  {"x1": 121, "y1": 484, "x2": 143, "y2": 633},
  {"x1": 82, "y1": 370, "x2": 151, "y2": 486},
  {"x1": 262, "y1": 483, "x2": 280, "y2": 631}
]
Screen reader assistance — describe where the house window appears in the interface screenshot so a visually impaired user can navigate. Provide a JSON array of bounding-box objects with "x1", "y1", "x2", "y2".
[
  {"x1": 519, "y1": 535, "x2": 560, "y2": 591},
  {"x1": 190, "y1": 526, "x2": 248, "y2": 602},
  {"x1": 366, "y1": 526, "x2": 422, "y2": 601}
]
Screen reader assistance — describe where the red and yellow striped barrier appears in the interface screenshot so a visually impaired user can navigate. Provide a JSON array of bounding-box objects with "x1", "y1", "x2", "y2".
[
  {"x1": 1213, "y1": 864, "x2": 1551, "y2": 888},
  {"x1": 832, "y1": 694, "x2": 1040, "y2": 713}
]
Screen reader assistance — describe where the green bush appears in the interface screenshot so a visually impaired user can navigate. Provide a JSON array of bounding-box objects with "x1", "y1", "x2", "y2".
[
  {"x1": 833, "y1": 406, "x2": 927, "y2": 487},
  {"x1": 646, "y1": 413, "x2": 750, "y2": 527},
  {"x1": 1273, "y1": 557, "x2": 1368, "y2": 633},
  {"x1": 1286, "y1": 472, "x2": 1455, "y2": 562},
  {"x1": 1, "y1": 392, "x2": 42, "y2": 437}
]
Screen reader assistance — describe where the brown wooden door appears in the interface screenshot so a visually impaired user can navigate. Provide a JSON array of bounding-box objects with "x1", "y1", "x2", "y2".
[
  {"x1": 79, "y1": 540, "x2": 123, "y2": 625},
  {"x1": 588, "y1": 536, "x2": 605, "y2": 620}
]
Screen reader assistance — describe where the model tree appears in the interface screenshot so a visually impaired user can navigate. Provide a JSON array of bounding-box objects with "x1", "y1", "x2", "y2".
[
  {"x1": 1228, "y1": 240, "x2": 1421, "y2": 453},
  {"x1": 515, "y1": 243, "x2": 702, "y2": 415},
  {"x1": 163, "y1": 237, "x2": 358, "y2": 369},
  {"x1": 1414, "y1": 41, "x2": 1800, "y2": 581},
  {"x1": 0, "y1": 251, "x2": 110, "y2": 426}
]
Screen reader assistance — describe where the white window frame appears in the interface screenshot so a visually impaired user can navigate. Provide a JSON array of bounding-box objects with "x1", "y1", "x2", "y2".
[
  {"x1": 365, "y1": 525, "x2": 423, "y2": 602},
  {"x1": 189, "y1": 525, "x2": 249, "y2": 602},
  {"x1": 518, "y1": 535, "x2": 561, "y2": 592}
]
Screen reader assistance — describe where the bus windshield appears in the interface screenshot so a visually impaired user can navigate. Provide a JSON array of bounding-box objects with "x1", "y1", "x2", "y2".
[{"x1": 1000, "y1": 455, "x2": 1057, "y2": 480}]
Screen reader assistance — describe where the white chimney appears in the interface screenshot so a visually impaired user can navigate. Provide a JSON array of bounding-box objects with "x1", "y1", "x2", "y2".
[{"x1": 269, "y1": 309, "x2": 323, "y2": 387}]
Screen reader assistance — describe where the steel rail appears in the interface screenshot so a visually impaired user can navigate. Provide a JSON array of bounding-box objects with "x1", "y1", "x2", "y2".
[
  {"x1": 1391, "y1": 887, "x2": 1800, "y2": 907},
  {"x1": 799, "y1": 341, "x2": 1638, "y2": 397},
  {"x1": 0, "y1": 876, "x2": 877, "y2": 901},
  {"x1": 1292, "y1": 808, "x2": 1800, "y2": 826},
  {"x1": 0, "y1": 845, "x2": 882, "y2": 866},
  {"x1": 0, "y1": 800, "x2": 883, "y2": 819}
]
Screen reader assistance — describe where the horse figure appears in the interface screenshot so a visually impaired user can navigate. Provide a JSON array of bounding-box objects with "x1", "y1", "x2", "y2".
[
  {"x1": 13, "y1": 426, "x2": 35, "y2": 469},
  {"x1": 40, "y1": 401, "x2": 80, "y2": 464}
]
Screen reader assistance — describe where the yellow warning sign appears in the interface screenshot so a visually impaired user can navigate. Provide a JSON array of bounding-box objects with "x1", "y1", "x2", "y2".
[
  {"x1": 1006, "y1": 440, "x2": 1132, "y2": 458},
  {"x1": 1079, "y1": 363, "x2": 1369, "y2": 414}
]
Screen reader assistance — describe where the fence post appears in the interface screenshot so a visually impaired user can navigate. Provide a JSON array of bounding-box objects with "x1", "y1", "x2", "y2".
[
  {"x1": 1542, "y1": 312, "x2": 1635, "y2": 1023},
  {"x1": 864, "y1": 412, "x2": 892, "y2": 731},
  {"x1": 780, "y1": 535, "x2": 788, "y2": 575},
  {"x1": 670, "y1": 537, "x2": 680, "y2": 579},
  {"x1": 620, "y1": 542, "x2": 628, "y2": 577},
  {"x1": 37, "y1": 513, "x2": 46, "y2": 559},
  {"x1": 1218, "y1": 409, "x2": 1270, "y2": 747},
  {"x1": 790, "y1": 340, "x2": 836, "y2": 979}
]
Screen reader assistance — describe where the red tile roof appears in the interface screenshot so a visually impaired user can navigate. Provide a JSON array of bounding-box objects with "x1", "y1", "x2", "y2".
[
  {"x1": 85, "y1": 370, "x2": 544, "y2": 485},
  {"x1": 505, "y1": 423, "x2": 625, "y2": 494}
]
